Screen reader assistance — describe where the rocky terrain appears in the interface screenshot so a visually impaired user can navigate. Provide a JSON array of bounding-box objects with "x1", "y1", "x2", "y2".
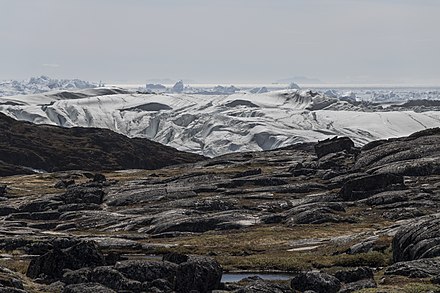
[{"x1": 1, "y1": 121, "x2": 440, "y2": 292}]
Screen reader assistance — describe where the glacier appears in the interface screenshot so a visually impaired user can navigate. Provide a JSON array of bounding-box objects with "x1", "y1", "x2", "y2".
[{"x1": 1, "y1": 87, "x2": 440, "y2": 157}]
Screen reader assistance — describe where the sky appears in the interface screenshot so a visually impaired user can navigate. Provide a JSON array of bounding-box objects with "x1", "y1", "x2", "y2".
[{"x1": 1, "y1": 0, "x2": 440, "y2": 84}]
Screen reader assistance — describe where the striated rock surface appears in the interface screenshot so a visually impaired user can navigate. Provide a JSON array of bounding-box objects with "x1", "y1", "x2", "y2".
[
  {"x1": 385, "y1": 257, "x2": 440, "y2": 278},
  {"x1": 355, "y1": 128, "x2": 440, "y2": 175},
  {"x1": 392, "y1": 215, "x2": 440, "y2": 263}
]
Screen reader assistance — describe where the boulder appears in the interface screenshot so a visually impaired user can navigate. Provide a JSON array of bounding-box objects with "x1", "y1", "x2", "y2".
[
  {"x1": 63, "y1": 268, "x2": 91, "y2": 284},
  {"x1": 348, "y1": 240, "x2": 376, "y2": 255},
  {"x1": 334, "y1": 267, "x2": 374, "y2": 283},
  {"x1": 27, "y1": 241, "x2": 106, "y2": 281},
  {"x1": 162, "y1": 253, "x2": 189, "y2": 264},
  {"x1": 234, "y1": 279, "x2": 291, "y2": 293},
  {"x1": 149, "y1": 279, "x2": 174, "y2": 292},
  {"x1": 63, "y1": 266, "x2": 143, "y2": 292},
  {"x1": 62, "y1": 282, "x2": 116, "y2": 293},
  {"x1": 45, "y1": 281, "x2": 65, "y2": 293},
  {"x1": 340, "y1": 173, "x2": 404, "y2": 201},
  {"x1": 290, "y1": 271, "x2": 341, "y2": 293},
  {"x1": 114, "y1": 260, "x2": 177, "y2": 283},
  {"x1": 89, "y1": 266, "x2": 143, "y2": 292},
  {"x1": 61, "y1": 186, "x2": 104, "y2": 205},
  {"x1": 314, "y1": 137, "x2": 355, "y2": 158},
  {"x1": 175, "y1": 256, "x2": 222, "y2": 293}
]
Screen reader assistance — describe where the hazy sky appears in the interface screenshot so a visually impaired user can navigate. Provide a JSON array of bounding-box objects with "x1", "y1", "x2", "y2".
[{"x1": 1, "y1": 0, "x2": 439, "y2": 84}]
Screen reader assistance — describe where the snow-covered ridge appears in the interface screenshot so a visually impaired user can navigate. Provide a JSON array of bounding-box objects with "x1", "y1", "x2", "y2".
[
  {"x1": 0, "y1": 76, "x2": 97, "y2": 97},
  {"x1": 1, "y1": 87, "x2": 440, "y2": 157}
]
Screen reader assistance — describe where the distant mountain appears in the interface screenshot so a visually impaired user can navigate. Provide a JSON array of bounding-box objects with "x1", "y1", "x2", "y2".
[
  {"x1": 276, "y1": 76, "x2": 323, "y2": 84},
  {"x1": 0, "y1": 113, "x2": 205, "y2": 176}
]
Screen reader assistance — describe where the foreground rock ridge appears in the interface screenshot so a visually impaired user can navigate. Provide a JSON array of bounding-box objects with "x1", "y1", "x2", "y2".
[
  {"x1": 1, "y1": 129, "x2": 440, "y2": 292},
  {"x1": 0, "y1": 112, "x2": 205, "y2": 176}
]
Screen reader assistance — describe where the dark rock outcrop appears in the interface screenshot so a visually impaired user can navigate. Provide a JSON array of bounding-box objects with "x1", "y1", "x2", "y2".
[
  {"x1": 392, "y1": 215, "x2": 440, "y2": 262},
  {"x1": 147, "y1": 210, "x2": 251, "y2": 234},
  {"x1": 89, "y1": 266, "x2": 142, "y2": 292},
  {"x1": 355, "y1": 128, "x2": 440, "y2": 175},
  {"x1": 61, "y1": 186, "x2": 104, "y2": 205},
  {"x1": 162, "y1": 253, "x2": 189, "y2": 264},
  {"x1": 334, "y1": 267, "x2": 374, "y2": 283},
  {"x1": 384, "y1": 257, "x2": 440, "y2": 278},
  {"x1": 235, "y1": 279, "x2": 292, "y2": 293},
  {"x1": 340, "y1": 173, "x2": 404, "y2": 201},
  {"x1": 0, "y1": 205, "x2": 17, "y2": 216},
  {"x1": 63, "y1": 266, "x2": 143, "y2": 292},
  {"x1": 62, "y1": 282, "x2": 116, "y2": 293},
  {"x1": 358, "y1": 190, "x2": 411, "y2": 206},
  {"x1": 27, "y1": 241, "x2": 106, "y2": 281},
  {"x1": 286, "y1": 202, "x2": 348, "y2": 225},
  {"x1": 114, "y1": 260, "x2": 177, "y2": 283},
  {"x1": 290, "y1": 271, "x2": 341, "y2": 293},
  {"x1": 0, "y1": 112, "x2": 204, "y2": 176},
  {"x1": 175, "y1": 256, "x2": 222, "y2": 293},
  {"x1": 314, "y1": 137, "x2": 355, "y2": 158},
  {"x1": 338, "y1": 279, "x2": 377, "y2": 293},
  {"x1": 63, "y1": 268, "x2": 91, "y2": 285}
]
